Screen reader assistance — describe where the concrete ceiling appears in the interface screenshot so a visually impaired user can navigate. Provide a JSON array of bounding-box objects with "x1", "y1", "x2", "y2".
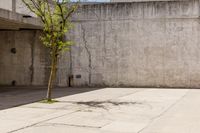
[{"x1": 0, "y1": 18, "x2": 41, "y2": 30}]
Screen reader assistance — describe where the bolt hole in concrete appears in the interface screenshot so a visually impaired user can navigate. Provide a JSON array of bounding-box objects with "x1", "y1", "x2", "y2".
[
  {"x1": 10, "y1": 48, "x2": 16, "y2": 54},
  {"x1": 11, "y1": 80, "x2": 16, "y2": 86}
]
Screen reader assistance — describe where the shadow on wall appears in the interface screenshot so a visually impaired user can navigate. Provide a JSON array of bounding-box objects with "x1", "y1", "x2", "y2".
[{"x1": 0, "y1": 86, "x2": 103, "y2": 111}]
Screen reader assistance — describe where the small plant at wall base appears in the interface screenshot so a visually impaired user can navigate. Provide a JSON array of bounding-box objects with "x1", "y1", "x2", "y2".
[{"x1": 22, "y1": 0, "x2": 78, "y2": 102}]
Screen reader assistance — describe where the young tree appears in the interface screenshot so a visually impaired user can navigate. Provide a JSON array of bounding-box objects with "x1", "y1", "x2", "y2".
[{"x1": 22, "y1": 0, "x2": 78, "y2": 101}]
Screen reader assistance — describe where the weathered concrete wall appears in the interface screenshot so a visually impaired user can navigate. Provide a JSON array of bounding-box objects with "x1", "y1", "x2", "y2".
[
  {"x1": 0, "y1": 30, "x2": 69, "y2": 86},
  {"x1": 111, "y1": 0, "x2": 182, "y2": 2},
  {"x1": 16, "y1": 0, "x2": 36, "y2": 17},
  {"x1": 69, "y1": 0, "x2": 200, "y2": 88},
  {"x1": 0, "y1": 0, "x2": 35, "y2": 16},
  {"x1": 0, "y1": 0, "x2": 12, "y2": 11},
  {"x1": 2, "y1": 0, "x2": 200, "y2": 88},
  {"x1": 0, "y1": 0, "x2": 42, "y2": 30}
]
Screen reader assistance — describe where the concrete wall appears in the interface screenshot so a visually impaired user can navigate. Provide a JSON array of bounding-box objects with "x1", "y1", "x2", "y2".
[
  {"x1": 2, "y1": 0, "x2": 200, "y2": 88},
  {"x1": 0, "y1": 0, "x2": 36, "y2": 17},
  {"x1": 111, "y1": 0, "x2": 181, "y2": 2},
  {"x1": 16, "y1": 0, "x2": 36, "y2": 17},
  {"x1": 0, "y1": 0, "x2": 12, "y2": 11},
  {"x1": 0, "y1": 30, "x2": 69, "y2": 86},
  {"x1": 69, "y1": 0, "x2": 200, "y2": 88}
]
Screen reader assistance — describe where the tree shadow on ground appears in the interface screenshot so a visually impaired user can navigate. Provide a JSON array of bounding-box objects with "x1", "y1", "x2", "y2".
[{"x1": 73, "y1": 101, "x2": 142, "y2": 110}]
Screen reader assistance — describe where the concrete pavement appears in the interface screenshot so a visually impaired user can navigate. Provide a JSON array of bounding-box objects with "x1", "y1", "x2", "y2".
[{"x1": 0, "y1": 87, "x2": 199, "y2": 133}]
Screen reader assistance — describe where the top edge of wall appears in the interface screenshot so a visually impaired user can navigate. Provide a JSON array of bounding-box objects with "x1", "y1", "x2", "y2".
[{"x1": 80, "y1": 0, "x2": 191, "y2": 5}]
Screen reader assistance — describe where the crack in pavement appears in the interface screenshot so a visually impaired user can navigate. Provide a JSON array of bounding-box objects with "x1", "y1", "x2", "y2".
[
  {"x1": 34, "y1": 122, "x2": 101, "y2": 129},
  {"x1": 7, "y1": 110, "x2": 80, "y2": 133}
]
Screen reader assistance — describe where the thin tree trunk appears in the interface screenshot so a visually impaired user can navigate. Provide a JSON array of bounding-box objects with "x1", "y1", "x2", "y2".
[{"x1": 47, "y1": 51, "x2": 58, "y2": 101}]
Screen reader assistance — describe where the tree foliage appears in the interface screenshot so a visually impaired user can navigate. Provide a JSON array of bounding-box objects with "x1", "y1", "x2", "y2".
[
  {"x1": 22, "y1": 0, "x2": 78, "y2": 101},
  {"x1": 22, "y1": 0, "x2": 78, "y2": 53}
]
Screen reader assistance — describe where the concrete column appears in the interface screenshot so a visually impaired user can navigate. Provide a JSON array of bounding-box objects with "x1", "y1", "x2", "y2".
[{"x1": 12, "y1": 0, "x2": 16, "y2": 12}]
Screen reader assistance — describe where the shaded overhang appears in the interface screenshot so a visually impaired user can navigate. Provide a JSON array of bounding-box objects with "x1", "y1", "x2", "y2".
[{"x1": 0, "y1": 8, "x2": 42, "y2": 30}]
